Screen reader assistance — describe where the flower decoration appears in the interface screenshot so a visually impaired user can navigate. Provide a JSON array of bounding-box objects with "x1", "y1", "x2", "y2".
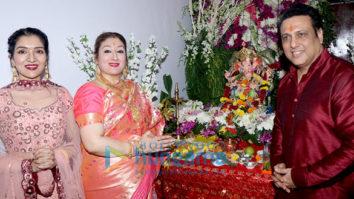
[
  {"x1": 232, "y1": 106, "x2": 275, "y2": 144},
  {"x1": 175, "y1": 121, "x2": 196, "y2": 136},
  {"x1": 163, "y1": 100, "x2": 228, "y2": 138},
  {"x1": 218, "y1": 124, "x2": 238, "y2": 140},
  {"x1": 126, "y1": 34, "x2": 142, "y2": 82},
  {"x1": 220, "y1": 0, "x2": 326, "y2": 53},
  {"x1": 217, "y1": 45, "x2": 276, "y2": 145},
  {"x1": 140, "y1": 36, "x2": 169, "y2": 101},
  {"x1": 67, "y1": 35, "x2": 95, "y2": 81},
  {"x1": 180, "y1": 0, "x2": 334, "y2": 64},
  {"x1": 222, "y1": 0, "x2": 281, "y2": 53},
  {"x1": 181, "y1": 0, "x2": 336, "y2": 106},
  {"x1": 221, "y1": 44, "x2": 274, "y2": 113},
  {"x1": 162, "y1": 97, "x2": 274, "y2": 145},
  {"x1": 173, "y1": 0, "x2": 336, "y2": 145},
  {"x1": 178, "y1": 0, "x2": 250, "y2": 64}
]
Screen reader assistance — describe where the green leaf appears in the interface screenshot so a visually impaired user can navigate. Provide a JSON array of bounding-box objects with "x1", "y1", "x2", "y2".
[
  {"x1": 192, "y1": 123, "x2": 206, "y2": 135},
  {"x1": 163, "y1": 74, "x2": 173, "y2": 97},
  {"x1": 80, "y1": 35, "x2": 88, "y2": 43},
  {"x1": 164, "y1": 122, "x2": 177, "y2": 134},
  {"x1": 185, "y1": 47, "x2": 233, "y2": 105},
  {"x1": 160, "y1": 91, "x2": 169, "y2": 103}
]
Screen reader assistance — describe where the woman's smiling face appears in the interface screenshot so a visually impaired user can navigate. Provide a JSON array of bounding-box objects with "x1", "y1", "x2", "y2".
[
  {"x1": 11, "y1": 35, "x2": 47, "y2": 81},
  {"x1": 96, "y1": 37, "x2": 127, "y2": 82}
]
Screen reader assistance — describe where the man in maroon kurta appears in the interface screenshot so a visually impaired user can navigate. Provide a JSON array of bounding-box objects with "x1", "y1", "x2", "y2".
[{"x1": 270, "y1": 4, "x2": 354, "y2": 198}]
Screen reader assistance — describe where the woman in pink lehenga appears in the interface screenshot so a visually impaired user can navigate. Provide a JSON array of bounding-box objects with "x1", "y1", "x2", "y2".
[
  {"x1": 73, "y1": 32, "x2": 175, "y2": 199},
  {"x1": 0, "y1": 27, "x2": 85, "y2": 199}
]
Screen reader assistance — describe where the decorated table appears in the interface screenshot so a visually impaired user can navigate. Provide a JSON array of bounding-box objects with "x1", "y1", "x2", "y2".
[
  {"x1": 155, "y1": 31, "x2": 278, "y2": 199},
  {"x1": 154, "y1": 142, "x2": 275, "y2": 199}
]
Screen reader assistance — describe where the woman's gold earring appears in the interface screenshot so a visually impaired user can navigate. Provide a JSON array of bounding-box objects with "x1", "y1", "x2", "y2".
[
  {"x1": 12, "y1": 66, "x2": 19, "y2": 82},
  {"x1": 44, "y1": 65, "x2": 51, "y2": 80},
  {"x1": 123, "y1": 66, "x2": 128, "y2": 78}
]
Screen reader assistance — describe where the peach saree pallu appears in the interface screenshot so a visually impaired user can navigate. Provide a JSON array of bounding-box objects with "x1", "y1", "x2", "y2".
[{"x1": 74, "y1": 79, "x2": 165, "y2": 199}]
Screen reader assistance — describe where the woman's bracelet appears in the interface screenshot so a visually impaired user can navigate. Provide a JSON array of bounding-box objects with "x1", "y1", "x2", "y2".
[
  {"x1": 131, "y1": 140, "x2": 144, "y2": 154},
  {"x1": 127, "y1": 141, "x2": 143, "y2": 158},
  {"x1": 127, "y1": 142, "x2": 133, "y2": 158}
]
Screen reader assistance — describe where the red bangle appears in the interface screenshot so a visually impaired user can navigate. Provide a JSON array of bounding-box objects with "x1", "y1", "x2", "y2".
[
  {"x1": 21, "y1": 159, "x2": 36, "y2": 199},
  {"x1": 21, "y1": 159, "x2": 65, "y2": 199}
]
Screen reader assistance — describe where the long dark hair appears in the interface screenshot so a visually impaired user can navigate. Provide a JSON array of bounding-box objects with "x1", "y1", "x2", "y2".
[{"x1": 8, "y1": 27, "x2": 49, "y2": 62}]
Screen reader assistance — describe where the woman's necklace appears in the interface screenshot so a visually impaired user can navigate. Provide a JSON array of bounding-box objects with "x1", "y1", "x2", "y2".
[
  {"x1": 96, "y1": 74, "x2": 140, "y2": 122},
  {"x1": 8, "y1": 80, "x2": 55, "y2": 108}
]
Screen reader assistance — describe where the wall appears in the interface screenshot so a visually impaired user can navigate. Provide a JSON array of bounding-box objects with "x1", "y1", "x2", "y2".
[
  {"x1": 329, "y1": 2, "x2": 354, "y2": 62},
  {"x1": 0, "y1": 0, "x2": 190, "y2": 99}
]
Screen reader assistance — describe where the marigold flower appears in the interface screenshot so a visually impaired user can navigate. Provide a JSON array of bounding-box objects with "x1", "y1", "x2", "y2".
[
  {"x1": 255, "y1": 155, "x2": 262, "y2": 161},
  {"x1": 260, "y1": 86, "x2": 269, "y2": 91},
  {"x1": 237, "y1": 100, "x2": 247, "y2": 106},
  {"x1": 220, "y1": 97, "x2": 227, "y2": 102},
  {"x1": 262, "y1": 80, "x2": 270, "y2": 85},
  {"x1": 219, "y1": 126, "x2": 227, "y2": 133},
  {"x1": 233, "y1": 101, "x2": 237, "y2": 106},
  {"x1": 236, "y1": 109, "x2": 245, "y2": 116},
  {"x1": 239, "y1": 93, "x2": 246, "y2": 100},
  {"x1": 248, "y1": 107, "x2": 256, "y2": 113}
]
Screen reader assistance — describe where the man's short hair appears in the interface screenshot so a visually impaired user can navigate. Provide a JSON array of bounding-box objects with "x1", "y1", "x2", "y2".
[{"x1": 277, "y1": 3, "x2": 323, "y2": 38}]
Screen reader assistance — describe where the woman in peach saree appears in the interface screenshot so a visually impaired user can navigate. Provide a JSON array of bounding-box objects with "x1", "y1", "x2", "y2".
[
  {"x1": 0, "y1": 27, "x2": 84, "y2": 199},
  {"x1": 74, "y1": 32, "x2": 175, "y2": 199}
]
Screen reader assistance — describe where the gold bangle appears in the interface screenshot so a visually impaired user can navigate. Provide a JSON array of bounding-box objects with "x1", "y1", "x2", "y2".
[{"x1": 135, "y1": 140, "x2": 144, "y2": 153}]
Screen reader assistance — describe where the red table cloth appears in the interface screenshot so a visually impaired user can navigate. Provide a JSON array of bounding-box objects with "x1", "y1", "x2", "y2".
[{"x1": 154, "y1": 142, "x2": 275, "y2": 199}]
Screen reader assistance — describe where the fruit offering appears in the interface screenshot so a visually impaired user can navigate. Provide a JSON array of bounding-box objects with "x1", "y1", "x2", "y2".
[{"x1": 244, "y1": 146, "x2": 255, "y2": 155}]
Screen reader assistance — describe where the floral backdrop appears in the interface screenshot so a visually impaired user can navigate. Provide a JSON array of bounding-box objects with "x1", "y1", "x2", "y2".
[
  {"x1": 181, "y1": 0, "x2": 336, "y2": 105},
  {"x1": 158, "y1": 0, "x2": 338, "y2": 149}
]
